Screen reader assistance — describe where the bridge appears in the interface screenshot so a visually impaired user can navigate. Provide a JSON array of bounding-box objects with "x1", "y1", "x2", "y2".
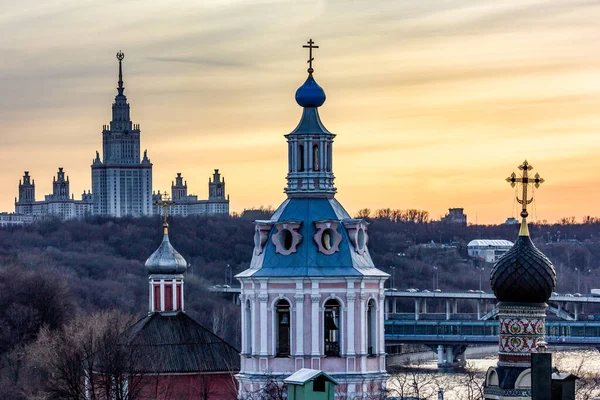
[{"x1": 210, "y1": 286, "x2": 600, "y2": 367}]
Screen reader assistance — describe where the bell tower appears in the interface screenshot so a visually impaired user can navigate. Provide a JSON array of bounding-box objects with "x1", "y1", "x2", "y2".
[{"x1": 236, "y1": 40, "x2": 388, "y2": 399}]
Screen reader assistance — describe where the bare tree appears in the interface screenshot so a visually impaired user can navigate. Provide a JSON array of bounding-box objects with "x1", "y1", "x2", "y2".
[
  {"x1": 28, "y1": 310, "x2": 141, "y2": 400},
  {"x1": 387, "y1": 359, "x2": 445, "y2": 399}
]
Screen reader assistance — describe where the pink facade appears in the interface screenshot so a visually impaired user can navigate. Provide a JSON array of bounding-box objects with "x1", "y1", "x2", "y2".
[{"x1": 237, "y1": 278, "x2": 388, "y2": 397}]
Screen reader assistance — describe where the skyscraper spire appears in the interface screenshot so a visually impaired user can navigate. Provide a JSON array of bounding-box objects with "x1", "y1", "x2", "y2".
[{"x1": 116, "y1": 50, "x2": 125, "y2": 96}]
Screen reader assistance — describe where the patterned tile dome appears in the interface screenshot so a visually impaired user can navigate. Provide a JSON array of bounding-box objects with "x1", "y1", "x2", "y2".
[{"x1": 490, "y1": 224, "x2": 556, "y2": 303}]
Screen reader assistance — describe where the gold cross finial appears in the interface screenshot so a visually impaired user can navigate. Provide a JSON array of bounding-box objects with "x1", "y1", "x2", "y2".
[
  {"x1": 302, "y1": 39, "x2": 319, "y2": 74},
  {"x1": 154, "y1": 191, "x2": 175, "y2": 234},
  {"x1": 506, "y1": 160, "x2": 544, "y2": 232}
]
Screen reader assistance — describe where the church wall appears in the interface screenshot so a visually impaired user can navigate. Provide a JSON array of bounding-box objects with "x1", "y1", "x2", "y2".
[{"x1": 134, "y1": 373, "x2": 237, "y2": 400}]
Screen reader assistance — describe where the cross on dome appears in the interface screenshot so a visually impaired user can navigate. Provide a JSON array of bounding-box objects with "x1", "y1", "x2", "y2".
[
  {"x1": 302, "y1": 39, "x2": 319, "y2": 74},
  {"x1": 506, "y1": 160, "x2": 544, "y2": 219},
  {"x1": 154, "y1": 191, "x2": 176, "y2": 234}
]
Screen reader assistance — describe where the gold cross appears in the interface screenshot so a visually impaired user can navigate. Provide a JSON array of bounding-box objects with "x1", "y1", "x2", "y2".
[
  {"x1": 302, "y1": 39, "x2": 319, "y2": 74},
  {"x1": 154, "y1": 191, "x2": 176, "y2": 232},
  {"x1": 506, "y1": 160, "x2": 544, "y2": 218}
]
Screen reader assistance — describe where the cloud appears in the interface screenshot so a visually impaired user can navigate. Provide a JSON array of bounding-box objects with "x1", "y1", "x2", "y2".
[{"x1": 146, "y1": 56, "x2": 246, "y2": 68}]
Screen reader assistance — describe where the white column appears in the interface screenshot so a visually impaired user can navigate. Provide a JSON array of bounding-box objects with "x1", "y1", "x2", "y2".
[
  {"x1": 251, "y1": 295, "x2": 257, "y2": 355},
  {"x1": 446, "y1": 300, "x2": 450, "y2": 320},
  {"x1": 172, "y1": 281, "x2": 177, "y2": 311},
  {"x1": 453, "y1": 299, "x2": 458, "y2": 314},
  {"x1": 378, "y1": 295, "x2": 385, "y2": 354},
  {"x1": 294, "y1": 293, "x2": 305, "y2": 356},
  {"x1": 240, "y1": 295, "x2": 247, "y2": 354},
  {"x1": 259, "y1": 293, "x2": 268, "y2": 356},
  {"x1": 181, "y1": 282, "x2": 185, "y2": 311},
  {"x1": 311, "y1": 294, "x2": 321, "y2": 356},
  {"x1": 149, "y1": 280, "x2": 153, "y2": 312},
  {"x1": 423, "y1": 300, "x2": 427, "y2": 314},
  {"x1": 476, "y1": 301, "x2": 481, "y2": 319},
  {"x1": 160, "y1": 280, "x2": 165, "y2": 312},
  {"x1": 414, "y1": 299, "x2": 420, "y2": 321},
  {"x1": 347, "y1": 292, "x2": 356, "y2": 355},
  {"x1": 392, "y1": 298, "x2": 397, "y2": 314},
  {"x1": 384, "y1": 297, "x2": 389, "y2": 321},
  {"x1": 308, "y1": 138, "x2": 313, "y2": 173},
  {"x1": 360, "y1": 293, "x2": 367, "y2": 354},
  {"x1": 437, "y1": 345, "x2": 444, "y2": 365}
]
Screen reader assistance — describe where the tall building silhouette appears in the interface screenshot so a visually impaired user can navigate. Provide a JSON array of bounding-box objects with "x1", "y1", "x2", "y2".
[{"x1": 91, "y1": 51, "x2": 153, "y2": 217}]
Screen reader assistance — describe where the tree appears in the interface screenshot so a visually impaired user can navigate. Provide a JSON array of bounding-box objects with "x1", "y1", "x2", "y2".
[
  {"x1": 28, "y1": 310, "x2": 142, "y2": 400},
  {"x1": 355, "y1": 208, "x2": 371, "y2": 219}
]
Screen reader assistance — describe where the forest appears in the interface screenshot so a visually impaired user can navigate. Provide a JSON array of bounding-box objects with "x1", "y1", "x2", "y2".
[{"x1": 1, "y1": 208, "x2": 600, "y2": 398}]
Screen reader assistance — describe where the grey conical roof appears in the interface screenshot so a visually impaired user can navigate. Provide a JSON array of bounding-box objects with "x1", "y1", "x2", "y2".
[{"x1": 145, "y1": 225, "x2": 187, "y2": 274}]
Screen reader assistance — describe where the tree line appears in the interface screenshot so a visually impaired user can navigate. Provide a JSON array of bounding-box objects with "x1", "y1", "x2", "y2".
[{"x1": 1, "y1": 210, "x2": 600, "y2": 397}]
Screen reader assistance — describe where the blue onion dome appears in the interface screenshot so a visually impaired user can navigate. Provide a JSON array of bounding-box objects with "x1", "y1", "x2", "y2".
[
  {"x1": 145, "y1": 224, "x2": 187, "y2": 274},
  {"x1": 490, "y1": 221, "x2": 556, "y2": 303},
  {"x1": 295, "y1": 75, "x2": 326, "y2": 107}
]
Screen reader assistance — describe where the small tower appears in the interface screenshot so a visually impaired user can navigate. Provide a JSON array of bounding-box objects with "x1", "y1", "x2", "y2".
[
  {"x1": 484, "y1": 161, "x2": 556, "y2": 399},
  {"x1": 145, "y1": 195, "x2": 187, "y2": 313},
  {"x1": 171, "y1": 173, "x2": 188, "y2": 201},
  {"x1": 208, "y1": 169, "x2": 226, "y2": 200},
  {"x1": 15, "y1": 171, "x2": 36, "y2": 215},
  {"x1": 18, "y1": 171, "x2": 35, "y2": 203},
  {"x1": 52, "y1": 167, "x2": 70, "y2": 200}
]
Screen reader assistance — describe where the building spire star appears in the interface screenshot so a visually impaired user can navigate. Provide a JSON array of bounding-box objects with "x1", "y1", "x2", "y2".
[
  {"x1": 506, "y1": 160, "x2": 545, "y2": 235},
  {"x1": 302, "y1": 39, "x2": 319, "y2": 74},
  {"x1": 116, "y1": 50, "x2": 125, "y2": 95}
]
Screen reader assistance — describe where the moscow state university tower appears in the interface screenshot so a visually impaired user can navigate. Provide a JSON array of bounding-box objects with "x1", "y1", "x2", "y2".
[{"x1": 91, "y1": 52, "x2": 153, "y2": 217}]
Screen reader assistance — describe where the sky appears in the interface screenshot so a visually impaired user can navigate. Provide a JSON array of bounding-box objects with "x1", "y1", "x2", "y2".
[{"x1": 0, "y1": 0, "x2": 599, "y2": 224}]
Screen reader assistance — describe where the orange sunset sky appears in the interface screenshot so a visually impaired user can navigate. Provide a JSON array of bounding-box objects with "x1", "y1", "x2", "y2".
[{"x1": 0, "y1": 0, "x2": 599, "y2": 224}]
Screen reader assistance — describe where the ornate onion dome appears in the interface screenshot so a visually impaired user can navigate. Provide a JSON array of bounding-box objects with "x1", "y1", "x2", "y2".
[
  {"x1": 295, "y1": 74, "x2": 326, "y2": 107},
  {"x1": 145, "y1": 222, "x2": 187, "y2": 274},
  {"x1": 490, "y1": 221, "x2": 556, "y2": 303},
  {"x1": 490, "y1": 161, "x2": 556, "y2": 303}
]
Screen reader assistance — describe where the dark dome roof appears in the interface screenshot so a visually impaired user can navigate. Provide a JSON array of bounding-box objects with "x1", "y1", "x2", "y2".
[
  {"x1": 491, "y1": 232, "x2": 556, "y2": 303},
  {"x1": 145, "y1": 229, "x2": 187, "y2": 274},
  {"x1": 295, "y1": 75, "x2": 326, "y2": 107}
]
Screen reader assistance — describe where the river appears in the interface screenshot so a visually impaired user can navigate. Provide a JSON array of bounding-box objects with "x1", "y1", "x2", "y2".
[{"x1": 386, "y1": 347, "x2": 600, "y2": 399}]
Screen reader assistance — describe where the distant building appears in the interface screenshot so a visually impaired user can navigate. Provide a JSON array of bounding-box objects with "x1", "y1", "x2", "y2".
[
  {"x1": 467, "y1": 239, "x2": 514, "y2": 263},
  {"x1": 14, "y1": 169, "x2": 92, "y2": 220},
  {"x1": 504, "y1": 217, "x2": 519, "y2": 225},
  {"x1": 153, "y1": 170, "x2": 229, "y2": 216},
  {"x1": 441, "y1": 208, "x2": 467, "y2": 225},
  {"x1": 0, "y1": 213, "x2": 35, "y2": 227},
  {"x1": 91, "y1": 52, "x2": 153, "y2": 217}
]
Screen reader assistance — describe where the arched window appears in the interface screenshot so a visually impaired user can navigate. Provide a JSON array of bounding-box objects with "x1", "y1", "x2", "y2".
[
  {"x1": 298, "y1": 144, "x2": 305, "y2": 172},
  {"x1": 313, "y1": 144, "x2": 319, "y2": 171},
  {"x1": 276, "y1": 300, "x2": 291, "y2": 356},
  {"x1": 245, "y1": 300, "x2": 252, "y2": 354},
  {"x1": 324, "y1": 299, "x2": 340, "y2": 356},
  {"x1": 367, "y1": 299, "x2": 377, "y2": 356}
]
